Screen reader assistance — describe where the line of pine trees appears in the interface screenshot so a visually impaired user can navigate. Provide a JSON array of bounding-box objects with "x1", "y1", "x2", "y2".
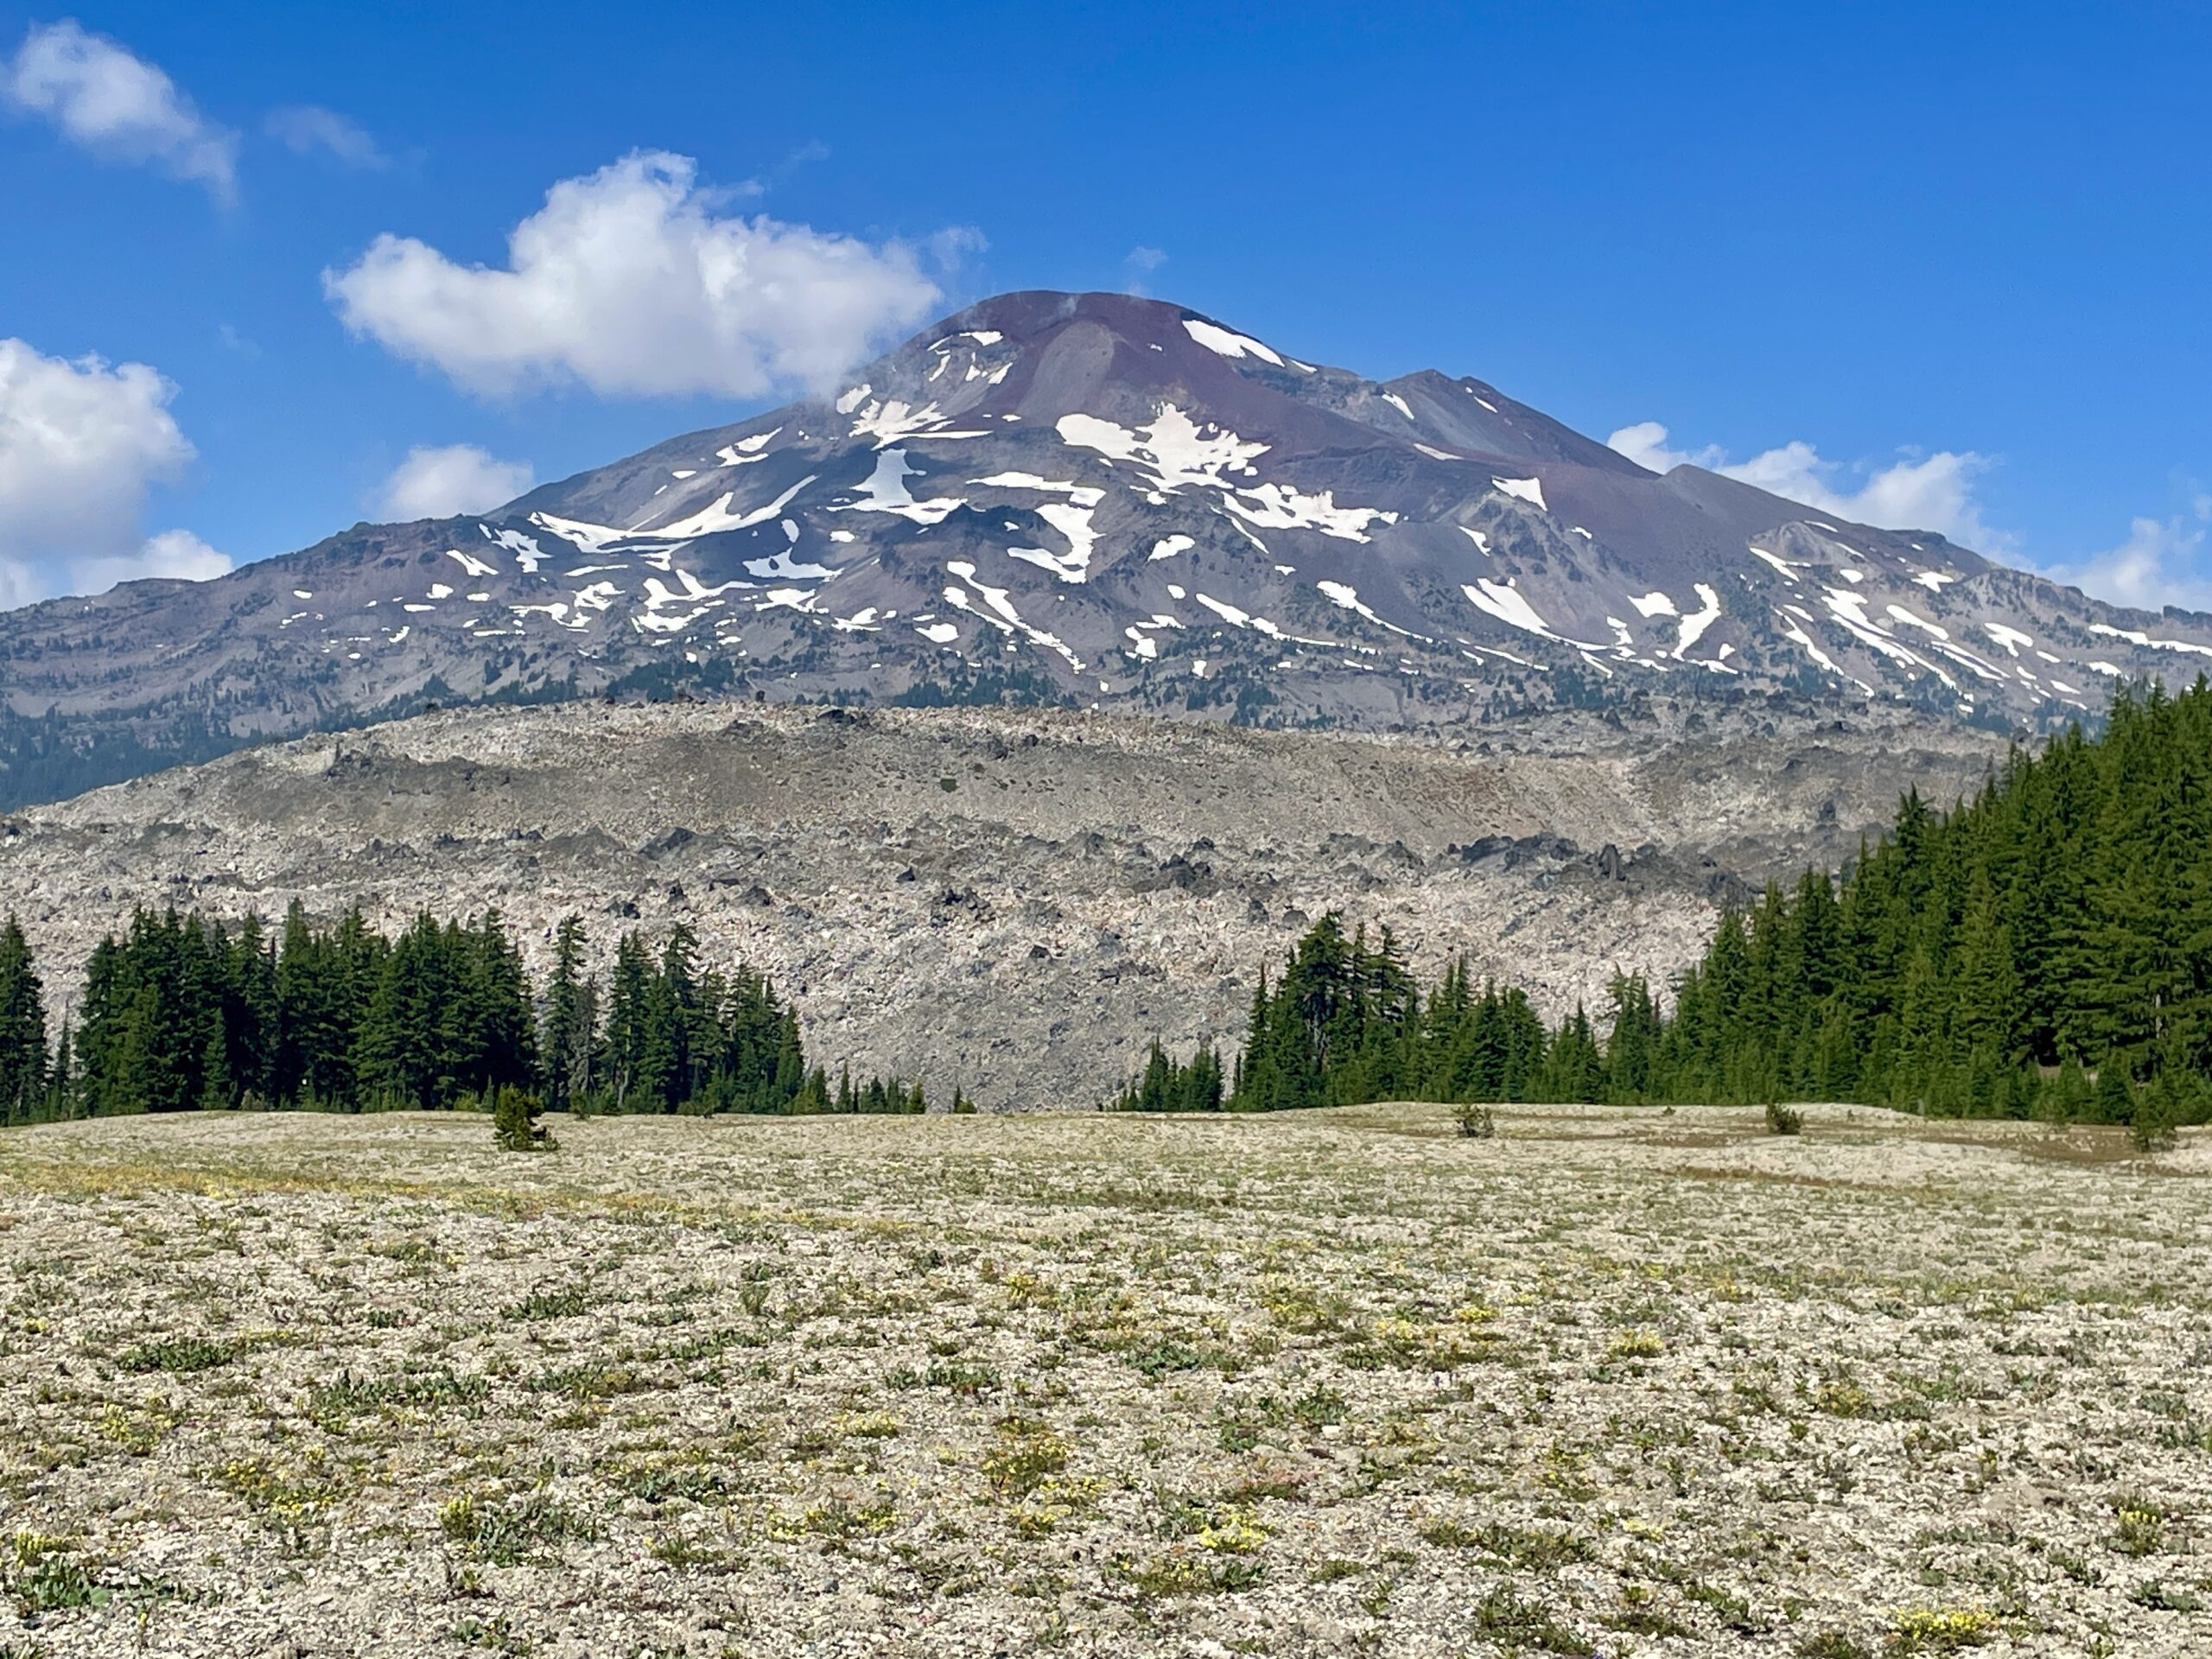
[
  {"x1": 0, "y1": 906, "x2": 931, "y2": 1124},
  {"x1": 1119, "y1": 682, "x2": 2212, "y2": 1133},
  {"x1": 1571, "y1": 679, "x2": 2212, "y2": 1126},
  {"x1": 1109, "y1": 915, "x2": 1606, "y2": 1112}
]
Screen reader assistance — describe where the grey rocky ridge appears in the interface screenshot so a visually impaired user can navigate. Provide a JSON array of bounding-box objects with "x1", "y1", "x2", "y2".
[
  {"x1": 0, "y1": 697, "x2": 2005, "y2": 1109},
  {"x1": 3, "y1": 289, "x2": 2209, "y2": 809}
]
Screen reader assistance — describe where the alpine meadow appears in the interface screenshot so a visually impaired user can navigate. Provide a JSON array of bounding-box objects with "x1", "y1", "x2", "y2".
[{"x1": 4, "y1": 6, "x2": 2210, "y2": 1656}]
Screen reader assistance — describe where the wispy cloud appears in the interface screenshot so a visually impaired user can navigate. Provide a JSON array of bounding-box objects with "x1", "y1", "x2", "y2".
[
  {"x1": 2038, "y1": 493, "x2": 2212, "y2": 615},
  {"x1": 1612, "y1": 420, "x2": 2212, "y2": 616},
  {"x1": 266, "y1": 103, "x2": 385, "y2": 168},
  {"x1": 74, "y1": 526, "x2": 228, "y2": 594},
  {"x1": 1122, "y1": 245, "x2": 1167, "y2": 296},
  {"x1": 1607, "y1": 420, "x2": 2007, "y2": 555},
  {"x1": 375, "y1": 443, "x2": 535, "y2": 520},
  {"x1": 1, "y1": 19, "x2": 238, "y2": 200}
]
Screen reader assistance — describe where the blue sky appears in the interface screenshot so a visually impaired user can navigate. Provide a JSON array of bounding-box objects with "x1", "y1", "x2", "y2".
[{"x1": 2, "y1": 0, "x2": 2207, "y2": 610}]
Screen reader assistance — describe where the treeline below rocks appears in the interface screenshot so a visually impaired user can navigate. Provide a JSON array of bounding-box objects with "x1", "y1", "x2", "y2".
[
  {"x1": 10, "y1": 684, "x2": 2202, "y2": 1141},
  {"x1": 1121, "y1": 682, "x2": 2212, "y2": 1147},
  {"x1": 0, "y1": 906, "x2": 957, "y2": 1125}
]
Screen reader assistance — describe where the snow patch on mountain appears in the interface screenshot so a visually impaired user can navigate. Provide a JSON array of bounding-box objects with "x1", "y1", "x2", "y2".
[
  {"x1": 970, "y1": 472, "x2": 1106, "y2": 508},
  {"x1": 1748, "y1": 545, "x2": 1800, "y2": 583},
  {"x1": 716, "y1": 429, "x2": 779, "y2": 466},
  {"x1": 1463, "y1": 579, "x2": 1558, "y2": 640},
  {"x1": 1672, "y1": 585, "x2": 1722, "y2": 658},
  {"x1": 2090, "y1": 622, "x2": 2212, "y2": 660},
  {"x1": 530, "y1": 512, "x2": 631, "y2": 554},
  {"x1": 1182, "y1": 318, "x2": 1285, "y2": 366},
  {"x1": 1057, "y1": 405, "x2": 1268, "y2": 496},
  {"x1": 945, "y1": 560, "x2": 1084, "y2": 671},
  {"x1": 480, "y1": 526, "x2": 546, "y2": 572},
  {"x1": 849, "y1": 398, "x2": 989, "y2": 448},
  {"x1": 744, "y1": 550, "x2": 835, "y2": 582},
  {"x1": 654, "y1": 476, "x2": 818, "y2": 539},
  {"x1": 1008, "y1": 501, "x2": 1101, "y2": 582},
  {"x1": 1885, "y1": 603, "x2": 1950, "y2": 641},
  {"x1": 1224, "y1": 482, "x2": 1397, "y2": 543},
  {"x1": 837, "y1": 449, "x2": 961, "y2": 525}
]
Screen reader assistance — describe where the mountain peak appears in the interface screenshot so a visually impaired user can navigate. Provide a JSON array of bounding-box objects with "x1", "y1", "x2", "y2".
[{"x1": 3, "y1": 286, "x2": 2205, "y2": 808}]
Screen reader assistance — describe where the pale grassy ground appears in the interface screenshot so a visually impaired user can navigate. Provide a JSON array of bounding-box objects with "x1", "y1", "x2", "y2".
[{"x1": 0, "y1": 1104, "x2": 2207, "y2": 1658}]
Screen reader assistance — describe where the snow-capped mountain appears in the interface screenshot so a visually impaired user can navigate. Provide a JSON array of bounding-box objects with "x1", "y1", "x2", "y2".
[{"x1": 4, "y1": 289, "x2": 2209, "y2": 806}]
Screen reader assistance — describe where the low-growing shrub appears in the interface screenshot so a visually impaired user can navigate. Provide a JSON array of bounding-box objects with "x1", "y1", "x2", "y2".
[
  {"x1": 118, "y1": 1336, "x2": 241, "y2": 1375},
  {"x1": 1472, "y1": 1583, "x2": 1581, "y2": 1651},
  {"x1": 2129, "y1": 1097, "x2": 2179, "y2": 1154},
  {"x1": 1796, "y1": 1634, "x2": 1872, "y2": 1659},
  {"x1": 982, "y1": 1417, "x2": 1070, "y2": 1499},
  {"x1": 1766, "y1": 1101, "x2": 1805, "y2": 1135},
  {"x1": 1453, "y1": 1103, "x2": 1496, "y2": 1140},
  {"x1": 7, "y1": 1531, "x2": 96, "y2": 1615},
  {"x1": 439, "y1": 1491, "x2": 596, "y2": 1567},
  {"x1": 1887, "y1": 1606, "x2": 1998, "y2": 1654},
  {"x1": 2113, "y1": 1495, "x2": 2168, "y2": 1556},
  {"x1": 492, "y1": 1085, "x2": 553, "y2": 1153}
]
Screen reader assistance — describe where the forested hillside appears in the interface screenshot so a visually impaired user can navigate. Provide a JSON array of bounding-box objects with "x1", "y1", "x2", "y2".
[
  {"x1": 0, "y1": 906, "x2": 938, "y2": 1123},
  {"x1": 1614, "y1": 678, "x2": 2212, "y2": 1121},
  {"x1": 1123, "y1": 681, "x2": 2212, "y2": 1134}
]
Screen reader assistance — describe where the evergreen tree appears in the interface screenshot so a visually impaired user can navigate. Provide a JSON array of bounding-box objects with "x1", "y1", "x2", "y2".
[
  {"x1": 541, "y1": 916, "x2": 594, "y2": 1112},
  {"x1": 1112, "y1": 1040, "x2": 1224, "y2": 1112},
  {"x1": 492, "y1": 1084, "x2": 550, "y2": 1151},
  {"x1": 0, "y1": 918, "x2": 47, "y2": 1126},
  {"x1": 1541, "y1": 1004, "x2": 1606, "y2": 1103},
  {"x1": 2092, "y1": 1063, "x2": 2135, "y2": 1127},
  {"x1": 46, "y1": 1020, "x2": 73, "y2": 1120}
]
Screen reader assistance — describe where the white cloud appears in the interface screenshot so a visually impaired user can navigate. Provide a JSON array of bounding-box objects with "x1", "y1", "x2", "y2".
[
  {"x1": 266, "y1": 103, "x2": 385, "y2": 168},
  {"x1": 1605, "y1": 420, "x2": 1722, "y2": 475},
  {"x1": 323, "y1": 150, "x2": 957, "y2": 398},
  {"x1": 1, "y1": 20, "x2": 237, "y2": 199},
  {"x1": 0, "y1": 337, "x2": 222, "y2": 609},
  {"x1": 1608, "y1": 420, "x2": 2007, "y2": 553},
  {"x1": 2041, "y1": 496, "x2": 2212, "y2": 615},
  {"x1": 376, "y1": 443, "x2": 535, "y2": 520},
  {"x1": 0, "y1": 337, "x2": 193, "y2": 561},
  {"x1": 75, "y1": 527, "x2": 229, "y2": 595},
  {"x1": 1123, "y1": 245, "x2": 1167, "y2": 296},
  {"x1": 1613, "y1": 418, "x2": 2212, "y2": 615}
]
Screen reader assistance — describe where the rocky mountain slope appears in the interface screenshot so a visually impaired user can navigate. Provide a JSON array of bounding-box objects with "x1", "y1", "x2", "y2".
[
  {"x1": 0, "y1": 699, "x2": 2005, "y2": 1107},
  {"x1": 3, "y1": 290, "x2": 2205, "y2": 810}
]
